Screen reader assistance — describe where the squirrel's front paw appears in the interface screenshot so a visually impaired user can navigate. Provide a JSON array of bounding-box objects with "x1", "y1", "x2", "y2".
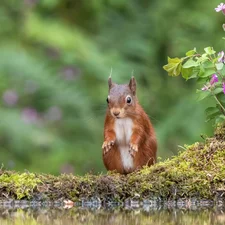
[
  {"x1": 102, "y1": 140, "x2": 115, "y2": 155},
  {"x1": 129, "y1": 143, "x2": 138, "y2": 157}
]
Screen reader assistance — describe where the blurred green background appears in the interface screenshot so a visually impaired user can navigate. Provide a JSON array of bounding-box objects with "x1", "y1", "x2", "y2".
[{"x1": 0, "y1": 0, "x2": 223, "y2": 175}]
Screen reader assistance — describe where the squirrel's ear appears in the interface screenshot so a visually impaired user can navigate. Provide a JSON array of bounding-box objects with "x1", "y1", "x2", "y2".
[
  {"x1": 108, "y1": 76, "x2": 113, "y2": 89},
  {"x1": 129, "y1": 76, "x2": 136, "y2": 95}
]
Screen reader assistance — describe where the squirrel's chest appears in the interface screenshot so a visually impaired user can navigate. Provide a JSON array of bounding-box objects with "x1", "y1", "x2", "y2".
[
  {"x1": 114, "y1": 118, "x2": 134, "y2": 170},
  {"x1": 114, "y1": 118, "x2": 133, "y2": 145}
]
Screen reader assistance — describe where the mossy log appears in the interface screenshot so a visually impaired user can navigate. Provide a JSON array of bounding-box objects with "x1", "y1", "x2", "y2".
[{"x1": 0, "y1": 126, "x2": 225, "y2": 202}]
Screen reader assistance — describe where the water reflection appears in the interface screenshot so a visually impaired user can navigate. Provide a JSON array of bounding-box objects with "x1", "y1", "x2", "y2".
[{"x1": 0, "y1": 205, "x2": 225, "y2": 225}]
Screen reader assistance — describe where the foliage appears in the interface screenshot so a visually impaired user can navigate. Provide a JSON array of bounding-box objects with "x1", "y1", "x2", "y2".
[
  {"x1": 163, "y1": 4, "x2": 225, "y2": 125},
  {"x1": 0, "y1": 171, "x2": 41, "y2": 199}
]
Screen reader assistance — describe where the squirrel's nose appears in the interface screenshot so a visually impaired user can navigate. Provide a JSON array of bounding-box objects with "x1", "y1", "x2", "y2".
[{"x1": 113, "y1": 111, "x2": 120, "y2": 117}]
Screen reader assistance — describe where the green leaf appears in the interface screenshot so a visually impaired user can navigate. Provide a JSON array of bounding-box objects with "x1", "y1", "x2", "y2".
[
  {"x1": 198, "y1": 61, "x2": 216, "y2": 78},
  {"x1": 215, "y1": 63, "x2": 224, "y2": 71},
  {"x1": 213, "y1": 58, "x2": 219, "y2": 63},
  {"x1": 220, "y1": 64, "x2": 225, "y2": 76},
  {"x1": 205, "y1": 106, "x2": 219, "y2": 114},
  {"x1": 185, "y1": 48, "x2": 196, "y2": 57},
  {"x1": 198, "y1": 66, "x2": 205, "y2": 77},
  {"x1": 205, "y1": 106, "x2": 221, "y2": 122},
  {"x1": 182, "y1": 59, "x2": 198, "y2": 68},
  {"x1": 181, "y1": 67, "x2": 193, "y2": 80},
  {"x1": 196, "y1": 54, "x2": 209, "y2": 63},
  {"x1": 204, "y1": 47, "x2": 216, "y2": 55},
  {"x1": 196, "y1": 89, "x2": 211, "y2": 101},
  {"x1": 198, "y1": 67, "x2": 216, "y2": 78},
  {"x1": 163, "y1": 57, "x2": 182, "y2": 76},
  {"x1": 215, "y1": 115, "x2": 225, "y2": 124},
  {"x1": 202, "y1": 61, "x2": 214, "y2": 69},
  {"x1": 213, "y1": 87, "x2": 223, "y2": 95},
  {"x1": 189, "y1": 68, "x2": 200, "y2": 79},
  {"x1": 181, "y1": 67, "x2": 198, "y2": 80},
  {"x1": 217, "y1": 93, "x2": 225, "y2": 104}
]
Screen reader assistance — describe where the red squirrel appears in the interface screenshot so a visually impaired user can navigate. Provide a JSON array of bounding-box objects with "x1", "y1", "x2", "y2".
[{"x1": 102, "y1": 76, "x2": 157, "y2": 174}]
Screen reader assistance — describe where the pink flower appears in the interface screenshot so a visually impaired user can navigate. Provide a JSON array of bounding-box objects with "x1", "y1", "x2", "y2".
[
  {"x1": 202, "y1": 74, "x2": 219, "y2": 91},
  {"x1": 21, "y1": 108, "x2": 39, "y2": 124},
  {"x1": 218, "y1": 51, "x2": 225, "y2": 63},
  {"x1": 61, "y1": 66, "x2": 81, "y2": 80},
  {"x1": 223, "y1": 24, "x2": 225, "y2": 31},
  {"x1": 201, "y1": 85, "x2": 209, "y2": 91},
  {"x1": 210, "y1": 74, "x2": 219, "y2": 85},
  {"x1": 223, "y1": 82, "x2": 225, "y2": 94},
  {"x1": 215, "y1": 3, "x2": 225, "y2": 14},
  {"x1": 2, "y1": 90, "x2": 18, "y2": 106},
  {"x1": 24, "y1": 0, "x2": 39, "y2": 7}
]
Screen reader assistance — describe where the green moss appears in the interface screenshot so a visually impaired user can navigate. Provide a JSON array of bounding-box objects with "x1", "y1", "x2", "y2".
[
  {"x1": 0, "y1": 128, "x2": 225, "y2": 201},
  {"x1": 0, "y1": 172, "x2": 42, "y2": 199}
]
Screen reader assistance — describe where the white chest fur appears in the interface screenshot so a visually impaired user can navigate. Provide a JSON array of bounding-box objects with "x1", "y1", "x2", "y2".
[{"x1": 114, "y1": 118, "x2": 134, "y2": 170}]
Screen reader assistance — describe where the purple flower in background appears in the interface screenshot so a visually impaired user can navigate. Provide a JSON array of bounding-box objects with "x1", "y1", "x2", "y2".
[
  {"x1": 45, "y1": 106, "x2": 62, "y2": 121},
  {"x1": 215, "y1": 3, "x2": 225, "y2": 13},
  {"x1": 21, "y1": 108, "x2": 39, "y2": 124},
  {"x1": 24, "y1": 0, "x2": 39, "y2": 7},
  {"x1": 210, "y1": 74, "x2": 219, "y2": 85},
  {"x1": 60, "y1": 163, "x2": 74, "y2": 174},
  {"x1": 7, "y1": 160, "x2": 15, "y2": 169},
  {"x1": 3, "y1": 90, "x2": 18, "y2": 106},
  {"x1": 61, "y1": 66, "x2": 81, "y2": 80},
  {"x1": 223, "y1": 82, "x2": 225, "y2": 94},
  {"x1": 218, "y1": 51, "x2": 225, "y2": 63}
]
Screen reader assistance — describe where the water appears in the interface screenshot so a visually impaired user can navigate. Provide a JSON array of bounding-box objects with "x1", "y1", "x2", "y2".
[{"x1": 0, "y1": 203, "x2": 225, "y2": 225}]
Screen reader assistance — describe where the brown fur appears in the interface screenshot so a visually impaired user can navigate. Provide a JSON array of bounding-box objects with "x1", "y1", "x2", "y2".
[{"x1": 102, "y1": 77, "x2": 157, "y2": 174}]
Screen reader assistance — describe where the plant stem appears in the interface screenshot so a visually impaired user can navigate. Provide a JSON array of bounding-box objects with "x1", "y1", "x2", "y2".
[{"x1": 213, "y1": 94, "x2": 225, "y2": 115}]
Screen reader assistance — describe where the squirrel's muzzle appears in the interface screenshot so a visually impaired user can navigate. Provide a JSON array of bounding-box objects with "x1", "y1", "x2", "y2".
[
  {"x1": 113, "y1": 111, "x2": 120, "y2": 117},
  {"x1": 111, "y1": 108, "x2": 121, "y2": 118}
]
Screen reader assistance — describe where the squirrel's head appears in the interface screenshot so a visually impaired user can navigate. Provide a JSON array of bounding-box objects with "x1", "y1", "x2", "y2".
[{"x1": 106, "y1": 76, "x2": 137, "y2": 119}]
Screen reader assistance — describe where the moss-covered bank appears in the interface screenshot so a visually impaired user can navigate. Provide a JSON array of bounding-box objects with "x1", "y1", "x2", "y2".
[{"x1": 1, "y1": 126, "x2": 225, "y2": 202}]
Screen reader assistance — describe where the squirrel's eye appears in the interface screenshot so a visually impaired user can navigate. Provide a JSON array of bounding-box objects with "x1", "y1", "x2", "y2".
[
  {"x1": 106, "y1": 97, "x2": 109, "y2": 103},
  {"x1": 126, "y1": 96, "x2": 132, "y2": 105}
]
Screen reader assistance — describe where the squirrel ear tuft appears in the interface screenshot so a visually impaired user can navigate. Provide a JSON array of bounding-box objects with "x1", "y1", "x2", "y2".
[
  {"x1": 129, "y1": 76, "x2": 136, "y2": 95},
  {"x1": 108, "y1": 76, "x2": 113, "y2": 89}
]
